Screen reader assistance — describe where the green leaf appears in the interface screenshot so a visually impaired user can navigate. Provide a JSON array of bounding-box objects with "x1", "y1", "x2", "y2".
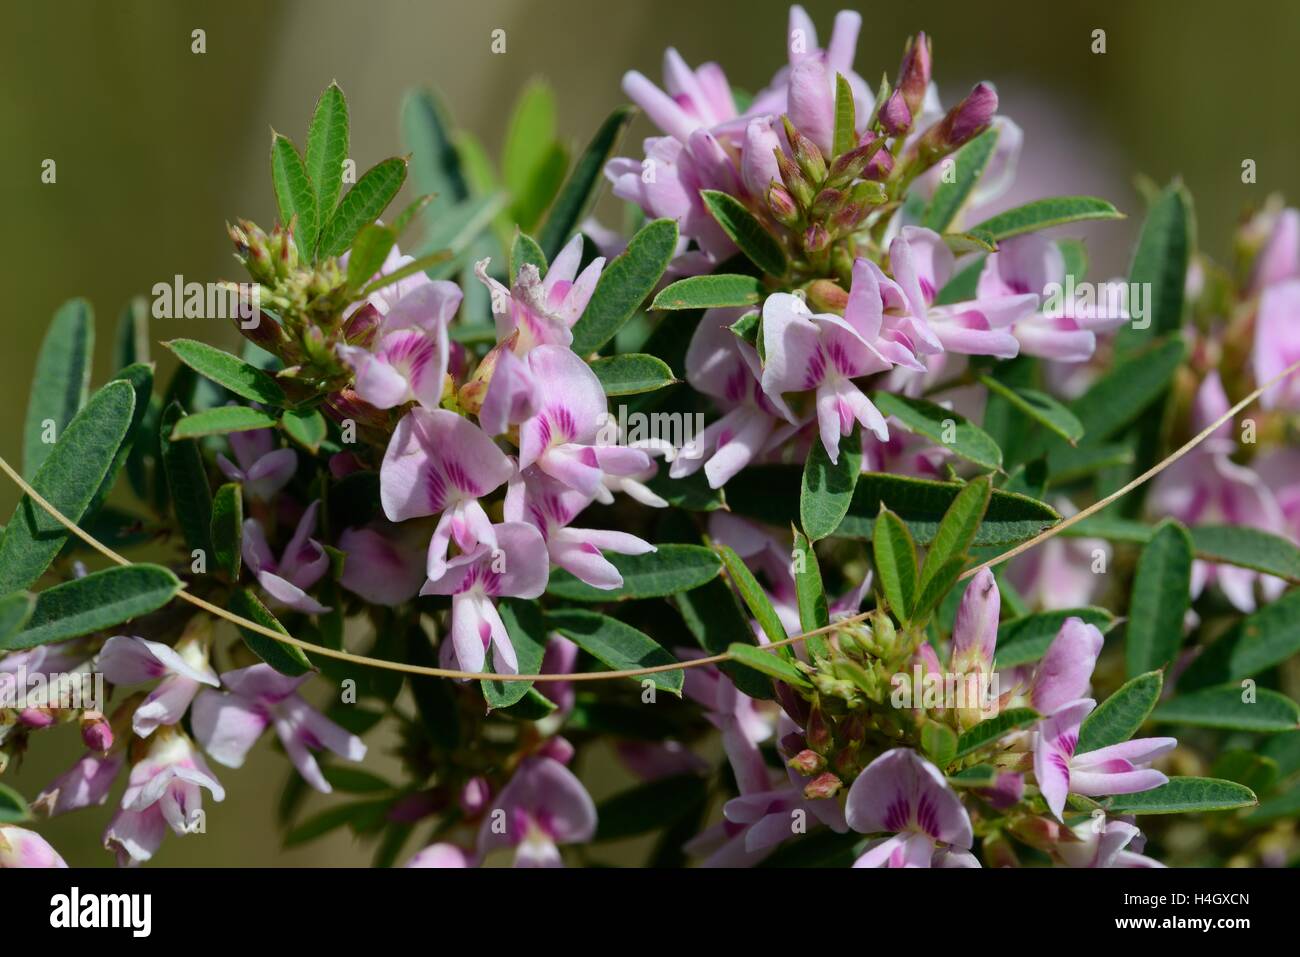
[
  {"x1": 571, "y1": 218, "x2": 678, "y2": 354},
  {"x1": 1078, "y1": 671, "x2": 1163, "y2": 753},
  {"x1": 588, "y1": 354, "x2": 676, "y2": 396},
  {"x1": 1181, "y1": 589, "x2": 1300, "y2": 690},
  {"x1": 170, "y1": 406, "x2": 279, "y2": 440},
  {"x1": 158, "y1": 402, "x2": 214, "y2": 557},
  {"x1": 948, "y1": 765, "x2": 1000, "y2": 789},
  {"x1": 271, "y1": 133, "x2": 319, "y2": 256},
  {"x1": 727, "y1": 642, "x2": 812, "y2": 688},
  {"x1": 510, "y1": 230, "x2": 548, "y2": 282},
  {"x1": 1151, "y1": 685, "x2": 1300, "y2": 733},
  {"x1": 873, "y1": 508, "x2": 918, "y2": 620},
  {"x1": 969, "y1": 196, "x2": 1124, "y2": 241},
  {"x1": 1103, "y1": 777, "x2": 1256, "y2": 815},
  {"x1": 792, "y1": 529, "x2": 830, "y2": 659},
  {"x1": 0, "y1": 783, "x2": 32, "y2": 824},
  {"x1": 228, "y1": 588, "x2": 313, "y2": 676},
  {"x1": 3, "y1": 564, "x2": 181, "y2": 651},
  {"x1": 401, "y1": 89, "x2": 469, "y2": 210},
  {"x1": 716, "y1": 545, "x2": 789, "y2": 646},
  {"x1": 594, "y1": 774, "x2": 709, "y2": 842},
  {"x1": 872, "y1": 393, "x2": 1002, "y2": 470},
  {"x1": 0, "y1": 380, "x2": 135, "y2": 593},
  {"x1": 921, "y1": 127, "x2": 999, "y2": 232},
  {"x1": 801, "y1": 428, "x2": 861, "y2": 541},
  {"x1": 674, "y1": 577, "x2": 774, "y2": 700},
  {"x1": 503, "y1": 81, "x2": 564, "y2": 228},
  {"x1": 113, "y1": 295, "x2": 150, "y2": 371},
  {"x1": 305, "y1": 82, "x2": 350, "y2": 222},
  {"x1": 548, "y1": 609, "x2": 683, "y2": 694},
  {"x1": 24, "y1": 298, "x2": 94, "y2": 477},
  {"x1": 701, "y1": 190, "x2": 788, "y2": 277},
  {"x1": 1261, "y1": 730, "x2": 1300, "y2": 779},
  {"x1": 832, "y1": 73, "x2": 857, "y2": 158},
  {"x1": 210, "y1": 483, "x2": 243, "y2": 581},
  {"x1": 0, "y1": 592, "x2": 36, "y2": 644},
  {"x1": 164, "y1": 339, "x2": 286, "y2": 406},
  {"x1": 977, "y1": 376, "x2": 1084, "y2": 445},
  {"x1": 917, "y1": 476, "x2": 992, "y2": 600},
  {"x1": 281, "y1": 407, "x2": 328, "y2": 453},
  {"x1": 995, "y1": 607, "x2": 1117, "y2": 668},
  {"x1": 545, "y1": 544, "x2": 721, "y2": 601},
  {"x1": 481, "y1": 598, "x2": 548, "y2": 709},
  {"x1": 726, "y1": 468, "x2": 1059, "y2": 547},
  {"x1": 1125, "y1": 519, "x2": 1193, "y2": 677},
  {"x1": 921, "y1": 720, "x2": 958, "y2": 768},
  {"x1": 346, "y1": 223, "x2": 397, "y2": 292},
  {"x1": 650, "y1": 274, "x2": 765, "y2": 310},
  {"x1": 1115, "y1": 181, "x2": 1192, "y2": 352},
  {"x1": 317, "y1": 157, "x2": 407, "y2": 259},
  {"x1": 954, "y1": 707, "x2": 1040, "y2": 759},
  {"x1": 538, "y1": 107, "x2": 633, "y2": 259},
  {"x1": 1069, "y1": 338, "x2": 1185, "y2": 442},
  {"x1": 1185, "y1": 526, "x2": 1300, "y2": 584},
  {"x1": 644, "y1": 469, "x2": 725, "y2": 511}
]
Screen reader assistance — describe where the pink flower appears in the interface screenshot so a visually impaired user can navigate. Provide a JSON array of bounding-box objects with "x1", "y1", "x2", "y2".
[
  {"x1": 337, "y1": 281, "x2": 460, "y2": 410},
  {"x1": 0, "y1": 826, "x2": 67, "y2": 868},
  {"x1": 97, "y1": 634, "x2": 220, "y2": 737},
  {"x1": 190, "y1": 665, "x2": 366, "y2": 794},
  {"x1": 1249, "y1": 206, "x2": 1299, "y2": 294},
  {"x1": 242, "y1": 500, "x2": 331, "y2": 614},
  {"x1": 621, "y1": 47, "x2": 741, "y2": 143},
  {"x1": 35, "y1": 753, "x2": 124, "y2": 817},
  {"x1": 103, "y1": 728, "x2": 225, "y2": 866},
  {"x1": 760, "y1": 291, "x2": 892, "y2": 463},
  {"x1": 1005, "y1": 499, "x2": 1109, "y2": 610},
  {"x1": 1021, "y1": 616, "x2": 1105, "y2": 716},
  {"x1": 420, "y1": 521, "x2": 549, "y2": 674},
  {"x1": 476, "y1": 756, "x2": 597, "y2": 867},
  {"x1": 216, "y1": 427, "x2": 297, "y2": 501},
  {"x1": 1253, "y1": 278, "x2": 1300, "y2": 411},
  {"x1": 404, "y1": 842, "x2": 472, "y2": 868},
  {"x1": 845, "y1": 748, "x2": 978, "y2": 868},
  {"x1": 1034, "y1": 698, "x2": 1174, "y2": 820},
  {"x1": 670, "y1": 309, "x2": 796, "y2": 488},
  {"x1": 380, "y1": 408, "x2": 515, "y2": 579},
  {"x1": 1052, "y1": 817, "x2": 1164, "y2": 868},
  {"x1": 504, "y1": 467, "x2": 655, "y2": 590},
  {"x1": 475, "y1": 235, "x2": 605, "y2": 353},
  {"x1": 344, "y1": 243, "x2": 441, "y2": 317},
  {"x1": 337, "y1": 520, "x2": 428, "y2": 606}
]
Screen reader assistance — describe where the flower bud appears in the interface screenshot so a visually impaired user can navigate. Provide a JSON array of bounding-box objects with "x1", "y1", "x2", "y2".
[
  {"x1": 947, "y1": 82, "x2": 998, "y2": 147},
  {"x1": 776, "y1": 150, "x2": 816, "y2": 210},
  {"x1": 803, "y1": 223, "x2": 831, "y2": 255},
  {"x1": 803, "y1": 771, "x2": 843, "y2": 800},
  {"x1": 788, "y1": 749, "x2": 826, "y2": 776},
  {"x1": 80, "y1": 710, "x2": 113, "y2": 753},
  {"x1": 342, "y1": 303, "x2": 382, "y2": 349},
  {"x1": 782, "y1": 115, "x2": 828, "y2": 185},
  {"x1": 879, "y1": 89, "x2": 912, "y2": 137},
  {"x1": 767, "y1": 182, "x2": 800, "y2": 228},
  {"x1": 897, "y1": 32, "x2": 932, "y2": 118},
  {"x1": 806, "y1": 279, "x2": 850, "y2": 314},
  {"x1": 826, "y1": 133, "x2": 888, "y2": 186},
  {"x1": 459, "y1": 776, "x2": 492, "y2": 817},
  {"x1": 810, "y1": 187, "x2": 844, "y2": 221},
  {"x1": 806, "y1": 698, "x2": 833, "y2": 754}
]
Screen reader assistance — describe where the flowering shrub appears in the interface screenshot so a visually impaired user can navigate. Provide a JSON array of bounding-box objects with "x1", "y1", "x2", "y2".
[{"x1": 2, "y1": 5, "x2": 1299, "y2": 870}]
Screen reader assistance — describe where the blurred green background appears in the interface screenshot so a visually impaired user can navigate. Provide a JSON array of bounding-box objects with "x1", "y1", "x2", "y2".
[{"x1": 3, "y1": 0, "x2": 1299, "y2": 865}]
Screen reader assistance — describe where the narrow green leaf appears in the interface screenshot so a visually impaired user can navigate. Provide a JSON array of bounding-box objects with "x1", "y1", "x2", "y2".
[
  {"x1": 832, "y1": 73, "x2": 857, "y2": 158},
  {"x1": 0, "y1": 592, "x2": 36, "y2": 644},
  {"x1": 1069, "y1": 338, "x2": 1185, "y2": 441},
  {"x1": 1181, "y1": 589, "x2": 1300, "y2": 690},
  {"x1": 716, "y1": 545, "x2": 789, "y2": 646},
  {"x1": 159, "y1": 402, "x2": 214, "y2": 557},
  {"x1": 1104, "y1": 777, "x2": 1256, "y2": 815},
  {"x1": 24, "y1": 298, "x2": 94, "y2": 477},
  {"x1": 644, "y1": 469, "x2": 725, "y2": 511},
  {"x1": 921, "y1": 720, "x2": 959, "y2": 768},
  {"x1": 510, "y1": 230, "x2": 548, "y2": 282},
  {"x1": 164, "y1": 339, "x2": 285, "y2": 406},
  {"x1": 801, "y1": 428, "x2": 861, "y2": 541},
  {"x1": 171, "y1": 406, "x2": 278, "y2": 440},
  {"x1": 1186, "y1": 526, "x2": 1300, "y2": 584},
  {"x1": 281, "y1": 407, "x2": 328, "y2": 453},
  {"x1": 727, "y1": 642, "x2": 812, "y2": 688},
  {"x1": 701, "y1": 190, "x2": 788, "y2": 277},
  {"x1": 401, "y1": 89, "x2": 469, "y2": 209},
  {"x1": 3, "y1": 565, "x2": 180, "y2": 651},
  {"x1": 229, "y1": 588, "x2": 313, "y2": 676},
  {"x1": 113, "y1": 296, "x2": 150, "y2": 372},
  {"x1": 346, "y1": 223, "x2": 397, "y2": 292},
  {"x1": 918, "y1": 476, "x2": 992, "y2": 597},
  {"x1": 651, "y1": 274, "x2": 765, "y2": 310},
  {"x1": 0, "y1": 783, "x2": 32, "y2": 823},
  {"x1": 955, "y1": 707, "x2": 1040, "y2": 758},
  {"x1": 995, "y1": 607, "x2": 1117, "y2": 667},
  {"x1": 873, "y1": 393, "x2": 1002, "y2": 470},
  {"x1": 589, "y1": 354, "x2": 676, "y2": 396},
  {"x1": 0, "y1": 380, "x2": 135, "y2": 593},
  {"x1": 1116, "y1": 181, "x2": 1192, "y2": 352},
  {"x1": 502, "y1": 80, "x2": 563, "y2": 227},
  {"x1": 271, "y1": 133, "x2": 319, "y2": 256},
  {"x1": 548, "y1": 609, "x2": 683, "y2": 694},
  {"x1": 305, "y1": 82, "x2": 350, "y2": 220},
  {"x1": 977, "y1": 376, "x2": 1084, "y2": 445},
  {"x1": 545, "y1": 544, "x2": 721, "y2": 601},
  {"x1": 538, "y1": 107, "x2": 633, "y2": 259},
  {"x1": 1125, "y1": 519, "x2": 1193, "y2": 677},
  {"x1": 571, "y1": 218, "x2": 678, "y2": 354},
  {"x1": 675, "y1": 577, "x2": 774, "y2": 700},
  {"x1": 317, "y1": 157, "x2": 407, "y2": 259},
  {"x1": 211, "y1": 483, "x2": 243, "y2": 581},
  {"x1": 1151, "y1": 685, "x2": 1300, "y2": 733},
  {"x1": 1078, "y1": 671, "x2": 1163, "y2": 753},
  {"x1": 792, "y1": 529, "x2": 830, "y2": 659},
  {"x1": 921, "y1": 127, "x2": 999, "y2": 232},
  {"x1": 969, "y1": 196, "x2": 1124, "y2": 241},
  {"x1": 482, "y1": 598, "x2": 548, "y2": 709},
  {"x1": 873, "y1": 508, "x2": 918, "y2": 620}
]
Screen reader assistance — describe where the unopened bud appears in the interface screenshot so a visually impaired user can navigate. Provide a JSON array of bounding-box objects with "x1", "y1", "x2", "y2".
[
  {"x1": 776, "y1": 151, "x2": 815, "y2": 209},
  {"x1": 897, "y1": 32, "x2": 932, "y2": 118},
  {"x1": 803, "y1": 771, "x2": 843, "y2": 800},
  {"x1": 806, "y1": 277, "x2": 850, "y2": 314},
  {"x1": 803, "y1": 222, "x2": 831, "y2": 255},
  {"x1": 810, "y1": 188, "x2": 844, "y2": 221},
  {"x1": 80, "y1": 710, "x2": 113, "y2": 753},
  {"x1": 767, "y1": 182, "x2": 800, "y2": 227},
  {"x1": 782, "y1": 115, "x2": 828, "y2": 184},
  {"x1": 342, "y1": 303, "x2": 382, "y2": 349},
  {"x1": 879, "y1": 89, "x2": 912, "y2": 137},
  {"x1": 788, "y1": 749, "x2": 826, "y2": 776}
]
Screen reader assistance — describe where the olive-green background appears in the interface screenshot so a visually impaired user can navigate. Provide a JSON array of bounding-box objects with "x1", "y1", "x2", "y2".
[{"x1": 3, "y1": 0, "x2": 1298, "y2": 865}]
